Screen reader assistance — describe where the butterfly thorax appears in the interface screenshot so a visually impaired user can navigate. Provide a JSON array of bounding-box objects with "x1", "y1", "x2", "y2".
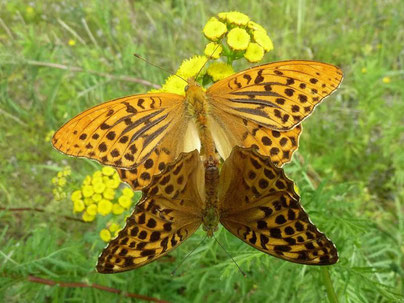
[
  {"x1": 185, "y1": 79, "x2": 217, "y2": 160},
  {"x1": 201, "y1": 156, "x2": 220, "y2": 237}
]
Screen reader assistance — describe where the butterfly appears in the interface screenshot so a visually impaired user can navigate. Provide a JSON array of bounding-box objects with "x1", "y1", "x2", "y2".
[
  {"x1": 96, "y1": 146, "x2": 338, "y2": 273},
  {"x1": 52, "y1": 60, "x2": 343, "y2": 190}
]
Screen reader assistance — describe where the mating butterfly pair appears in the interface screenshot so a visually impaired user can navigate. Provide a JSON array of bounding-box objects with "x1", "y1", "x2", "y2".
[{"x1": 53, "y1": 60, "x2": 343, "y2": 272}]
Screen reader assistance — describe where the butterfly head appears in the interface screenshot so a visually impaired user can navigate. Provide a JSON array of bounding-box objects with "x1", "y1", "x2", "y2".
[{"x1": 202, "y1": 206, "x2": 219, "y2": 237}]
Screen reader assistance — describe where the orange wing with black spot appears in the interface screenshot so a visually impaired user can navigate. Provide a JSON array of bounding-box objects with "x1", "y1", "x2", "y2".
[
  {"x1": 219, "y1": 147, "x2": 338, "y2": 265},
  {"x1": 52, "y1": 93, "x2": 193, "y2": 170},
  {"x1": 97, "y1": 150, "x2": 204, "y2": 273},
  {"x1": 208, "y1": 60, "x2": 343, "y2": 130}
]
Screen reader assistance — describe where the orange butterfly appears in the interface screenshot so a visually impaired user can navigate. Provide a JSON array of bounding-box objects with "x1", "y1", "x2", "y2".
[
  {"x1": 97, "y1": 146, "x2": 338, "y2": 273},
  {"x1": 52, "y1": 60, "x2": 343, "y2": 190}
]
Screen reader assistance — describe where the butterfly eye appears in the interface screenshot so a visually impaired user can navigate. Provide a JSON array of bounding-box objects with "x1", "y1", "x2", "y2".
[{"x1": 184, "y1": 85, "x2": 189, "y2": 92}]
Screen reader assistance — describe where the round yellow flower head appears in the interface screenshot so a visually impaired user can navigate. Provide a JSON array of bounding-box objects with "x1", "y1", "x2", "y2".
[
  {"x1": 87, "y1": 204, "x2": 98, "y2": 216},
  {"x1": 106, "y1": 178, "x2": 120, "y2": 189},
  {"x1": 161, "y1": 75, "x2": 187, "y2": 96},
  {"x1": 253, "y1": 30, "x2": 273, "y2": 52},
  {"x1": 247, "y1": 21, "x2": 267, "y2": 33},
  {"x1": 82, "y1": 211, "x2": 95, "y2": 222},
  {"x1": 203, "y1": 17, "x2": 227, "y2": 41},
  {"x1": 63, "y1": 166, "x2": 71, "y2": 176},
  {"x1": 222, "y1": 11, "x2": 250, "y2": 26},
  {"x1": 227, "y1": 27, "x2": 250, "y2": 51},
  {"x1": 83, "y1": 176, "x2": 92, "y2": 185},
  {"x1": 92, "y1": 193, "x2": 102, "y2": 202},
  {"x1": 112, "y1": 203, "x2": 125, "y2": 215},
  {"x1": 91, "y1": 176, "x2": 103, "y2": 186},
  {"x1": 102, "y1": 166, "x2": 115, "y2": 176},
  {"x1": 92, "y1": 170, "x2": 103, "y2": 179},
  {"x1": 361, "y1": 67, "x2": 367, "y2": 74},
  {"x1": 71, "y1": 190, "x2": 82, "y2": 202},
  {"x1": 100, "y1": 229, "x2": 111, "y2": 242},
  {"x1": 103, "y1": 188, "x2": 115, "y2": 200},
  {"x1": 73, "y1": 200, "x2": 85, "y2": 213},
  {"x1": 108, "y1": 223, "x2": 121, "y2": 233},
  {"x1": 93, "y1": 182, "x2": 106, "y2": 194},
  {"x1": 122, "y1": 187, "x2": 134, "y2": 198},
  {"x1": 98, "y1": 199, "x2": 113, "y2": 216},
  {"x1": 244, "y1": 43, "x2": 264, "y2": 63},
  {"x1": 207, "y1": 62, "x2": 235, "y2": 82},
  {"x1": 58, "y1": 177, "x2": 66, "y2": 187},
  {"x1": 204, "y1": 42, "x2": 223, "y2": 59},
  {"x1": 118, "y1": 195, "x2": 132, "y2": 209},
  {"x1": 82, "y1": 185, "x2": 94, "y2": 198},
  {"x1": 51, "y1": 177, "x2": 58, "y2": 185},
  {"x1": 84, "y1": 197, "x2": 93, "y2": 206},
  {"x1": 177, "y1": 55, "x2": 207, "y2": 79},
  {"x1": 382, "y1": 76, "x2": 391, "y2": 83}
]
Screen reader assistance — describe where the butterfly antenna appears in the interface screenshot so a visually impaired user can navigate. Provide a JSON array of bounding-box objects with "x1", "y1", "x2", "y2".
[
  {"x1": 133, "y1": 53, "x2": 188, "y2": 84},
  {"x1": 194, "y1": 42, "x2": 222, "y2": 81},
  {"x1": 171, "y1": 235, "x2": 207, "y2": 276},
  {"x1": 213, "y1": 234, "x2": 247, "y2": 277}
]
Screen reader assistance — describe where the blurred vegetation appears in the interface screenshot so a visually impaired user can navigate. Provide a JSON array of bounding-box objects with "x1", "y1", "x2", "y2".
[{"x1": 0, "y1": 0, "x2": 403, "y2": 302}]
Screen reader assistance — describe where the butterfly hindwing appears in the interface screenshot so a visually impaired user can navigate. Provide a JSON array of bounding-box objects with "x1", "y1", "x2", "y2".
[
  {"x1": 208, "y1": 60, "x2": 343, "y2": 130},
  {"x1": 219, "y1": 147, "x2": 338, "y2": 265},
  {"x1": 97, "y1": 150, "x2": 203, "y2": 273},
  {"x1": 52, "y1": 93, "x2": 188, "y2": 169}
]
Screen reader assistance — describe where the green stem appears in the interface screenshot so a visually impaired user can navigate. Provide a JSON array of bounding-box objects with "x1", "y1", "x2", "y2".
[{"x1": 321, "y1": 267, "x2": 339, "y2": 303}]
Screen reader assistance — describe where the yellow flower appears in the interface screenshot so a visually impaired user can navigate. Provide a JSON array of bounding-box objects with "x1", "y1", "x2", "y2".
[
  {"x1": 244, "y1": 43, "x2": 265, "y2": 63},
  {"x1": 103, "y1": 188, "x2": 115, "y2": 200},
  {"x1": 71, "y1": 190, "x2": 82, "y2": 202},
  {"x1": 68, "y1": 39, "x2": 76, "y2": 46},
  {"x1": 253, "y1": 31, "x2": 273, "y2": 52},
  {"x1": 203, "y1": 17, "x2": 227, "y2": 41},
  {"x1": 63, "y1": 166, "x2": 71, "y2": 176},
  {"x1": 45, "y1": 130, "x2": 54, "y2": 142},
  {"x1": 58, "y1": 177, "x2": 66, "y2": 187},
  {"x1": 204, "y1": 42, "x2": 223, "y2": 59},
  {"x1": 92, "y1": 193, "x2": 102, "y2": 202},
  {"x1": 51, "y1": 177, "x2": 58, "y2": 185},
  {"x1": 73, "y1": 200, "x2": 85, "y2": 213},
  {"x1": 93, "y1": 170, "x2": 103, "y2": 178},
  {"x1": 82, "y1": 185, "x2": 94, "y2": 198},
  {"x1": 382, "y1": 76, "x2": 391, "y2": 83},
  {"x1": 98, "y1": 199, "x2": 113, "y2": 216},
  {"x1": 112, "y1": 203, "x2": 125, "y2": 215},
  {"x1": 102, "y1": 166, "x2": 115, "y2": 176},
  {"x1": 118, "y1": 195, "x2": 132, "y2": 209},
  {"x1": 106, "y1": 178, "x2": 120, "y2": 189},
  {"x1": 87, "y1": 204, "x2": 98, "y2": 216},
  {"x1": 227, "y1": 27, "x2": 250, "y2": 51},
  {"x1": 84, "y1": 198, "x2": 93, "y2": 206},
  {"x1": 207, "y1": 62, "x2": 235, "y2": 82},
  {"x1": 112, "y1": 172, "x2": 121, "y2": 181},
  {"x1": 109, "y1": 223, "x2": 121, "y2": 233},
  {"x1": 83, "y1": 176, "x2": 92, "y2": 185},
  {"x1": 82, "y1": 211, "x2": 95, "y2": 222},
  {"x1": 247, "y1": 21, "x2": 267, "y2": 33},
  {"x1": 122, "y1": 187, "x2": 134, "y2": 198},
  {"x1": 100, "y1": 229, "x2": 111, "y2": 242},
  {"x1": 91, "y1": 176, "x2": 103, "y2": 186},
  {"x1": 361, "y1": 67, "x2": 367, "y2": 74},
  {"x1": 57, "y1": 171, "x2": 64, "y2": 178},
  {"x1": 161, "y1": 75, "x2": 187, "y2": 95},
  {"x1": 93, "y1": 182, "x2": 106, "y2": 194},
  {"x1": 222, "y1": 11, "x2": 250, "y2": 26},
  {"x1": 177, "y1": 55, "x2": 207, "y2": 79}
]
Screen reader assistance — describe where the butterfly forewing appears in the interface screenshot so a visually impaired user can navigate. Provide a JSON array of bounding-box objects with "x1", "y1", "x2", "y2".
[
  {"x1": 219, "y1": 147, "x2": 338, "y2": 265},
  {"x1": 97, "y1": 150, "x2": 204, "y2": 273},
  {"x1": 208, "y1": 60, "x2": 343, "y2": 130},
  {"x1": 52, "y1": 93, "x2": 187, "y2": 169}
]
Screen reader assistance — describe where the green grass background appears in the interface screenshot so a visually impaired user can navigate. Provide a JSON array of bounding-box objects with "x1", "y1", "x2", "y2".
[{"x1": 1, "y1": 0, "x2": 403, "y2": 302}]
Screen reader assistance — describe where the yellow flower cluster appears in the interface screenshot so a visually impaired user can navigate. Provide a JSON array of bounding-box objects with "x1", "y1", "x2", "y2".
[
  {"x1": 45, "y1": 130, "x2": 55, "y2": 142},
  {"x1": 203, "y1": 11, "x2": 273, "y2": 63},
  {"x1": 51, "y1": 166, "x2": 71, "y2": 201},
  {"x1": 100, "y1": 222, "x2": 122, "y2": 242},
  {"x1": 70, "y1": 167, "x2": 134, "y2": 222}
]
